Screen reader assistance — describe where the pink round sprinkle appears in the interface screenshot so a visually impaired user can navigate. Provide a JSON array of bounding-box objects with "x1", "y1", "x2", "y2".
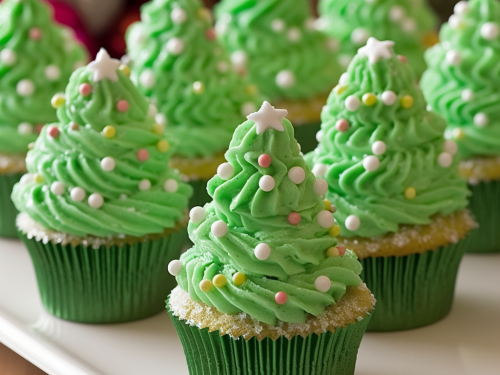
[
  {"x1": 288, "y1": 212, "x2": 301, "y2": 226},
  {"x1": 275, "y1": 292, "x2": 288, "y2": 305},
  {"x1": 206, "y1": 28, "x2": 216, "y2": 41},
  {"x1": 117, "y1": 100, "x2": 129, "y2": 112},
  {"x1": 258, "y1": 154, "x2": 271, "y2": 168},
  {"x1": 137, "y1": 149, "x2": 149, "y2": 162},
  {"x1": 337, "y1": 246, "x2": 346, "y2": 257},
  {"x1": 35, "y1": 124, "x2": 43, "y2": 134},
  {"x1": 336, "y1": 119, "x2": 350, "y2": 132},
  {"x1": 330, "y1": 205, "x2": 338, "y2": 213},
  {"x1": 398, "y1": 55, "x2": 408, "y2": 64},
  {"x1": 29, "y1": 28, "x2": 42, "y2": 40},
  {"x1": 48, "y1": 126, "x2": 59, "y2": 138},
  {"x1": 79, "y1": 83, "x2": 92, "y2": 97}
]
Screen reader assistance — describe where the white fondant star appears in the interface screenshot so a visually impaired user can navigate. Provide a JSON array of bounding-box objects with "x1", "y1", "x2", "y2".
[
  {"x1": 247, "y1": 101, "x2": 288, "y2": 135},
  {"x1": 358, "y1": 38, "x2": 395, "y2": 64},
  {"x1": 88, "y1": 49, "x2": 121, "y2": 82}
]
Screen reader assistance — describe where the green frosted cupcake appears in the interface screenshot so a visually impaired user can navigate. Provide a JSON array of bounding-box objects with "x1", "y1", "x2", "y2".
[
  {"x1": 125, "y1": 0, "x2": 260, "y2": 208},
  {"x1": 422, "y1": 0, "x2": 500, "y2": 253},
  {"x1": 0, "y1": 0, "x2": 87, "y2": 237},
  {"x1": 307, "y1": 38, "x2": 476, "y2": 332},
  {"x1": 317, "y1": 0, "x2": 438, "y2": 77},
  {"x1": 214, "y1": 0, "x2": 343, "y2": 153},
  {"x1": 167, "y1": 102, "x2": 375, "y2": 375},
  {"x1": 11, "y1": 49, "x2": 192, "y2": 324}
]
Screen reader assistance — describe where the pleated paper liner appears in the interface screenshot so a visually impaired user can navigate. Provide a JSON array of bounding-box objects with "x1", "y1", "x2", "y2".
[
  {"x1": 0, "y1": 172, "x2": 23, "y2": 238},
  {"x1": 339, "y1": 210, "x2": 476, "y2": 332},
  {"x1": 17, "y1": 213, "x2": 188, "y2": 324},
  {"x1": 167, "y1": 285, "x2": 375, "y2": 375}
]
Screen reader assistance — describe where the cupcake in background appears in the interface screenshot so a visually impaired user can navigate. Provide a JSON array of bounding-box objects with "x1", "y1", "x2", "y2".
[
  {"x1": 125, "y1": 0, "x2": 260, "y2": 207},
  {"x1": 307, "y1": 38, "x2": 475, "y2": 331},
  {"x1": 422, "y1": 0, "x2": 500, "y2": 253},
  {"x1": 317, "y1": 0, "x2": 438, "y2": 77},
  {"x1": 12, "y1": 49, "x2": 192, "y2": 324},
  {"x1": 167, "y1": 102, "x2": 375, "y2": 375},
  {"x1": 214, "y1": 0, "x2": 342, "y2": 152},
  {"x1": 0, "y1": 0, "x2": 87, "y2": 238}
]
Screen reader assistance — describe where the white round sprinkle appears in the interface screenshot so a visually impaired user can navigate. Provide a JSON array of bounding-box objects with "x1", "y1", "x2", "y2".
[
  {"x1": 313, "y1": 178, "x2": 328, "y2": 196},
  {"x1": 315, "y1": 276, "x2": 331, "y2": 293},
  {"x1": 446, "y1": 50, "x2": 461, "y2": 66},
  {"x1": 171, "y1": 7, "x2": 187, "y2": 24},
  {"x1": 363, "y1": 156, "x2": 380, "y2": 172},
  {"x1": 318, "y1": 210, "x2": 335, "y2": 229},
  {"x1": 312, "y1": 164, "x2": 328, "y2": 177},
  {"x1": 381, "y1": 91, "x2": 397, "y2": 106},
  {"x1": 351, "y1": 28, "x2": 369, "y2": 45},
  {"x1": 190, "y1": 206, "x2": 207, "y2": 224},
  {"x1": 402, "y1": 19, "x2": 417, "y2": 33},
  {"x1": 140, "y1": 69, "x2": 155, "y2": 88},
  {"x1": 345, "y1": 96, "x2": 361, "y2": 111},
  {"x1": 427, "y1": 105, "x2": 433, "y2": 112},
  {"x1": 148, "y1": 103, "x2": 158, "y2": 118},
  {"x1": 71, "y1": 187, "x2": 86, "y2": 202},
  {"x1": 101, "y1": 157, "x2": 116, "y2": 172},
  {"x1": 139, "y1": 179, "x2": 151, "y2": 191},
  {"x1": 17, "y1": 79, "x2": 35, "y2": 96},
  {"x1": 482, "y1": 22, "x2": 499, "y2": 40},
  {"x1": 217, "y1": 162, "x2": 234, "y2": 180},
  {"x1": 0, "y1": 49, "x2": 16, "y2": 65},
  {"x1": 288, "y1": 166, "x2": 305, "y2": 184},
  {"x1": 444, "y1": 140, "x2": 458, "y2": 155},
  {"x1": 211, "y1": 220, "x2": 228, "y2": 237},
  {"x1": 271, "y1": 18, "x2": 285, "y2": 32},
  {"x1": 454, "y1": 1, "x2": 468, "y2": 15},
  {"x1": 50, "y1": 181, "x2": 65, "y2": 195},
  {"x1": 231, "y1": 50, "x2": 247, "y2": 67},
  {"x1": 287, "y1": 27, "x2": 301, "y2": 42},
  {"x1": 474, "y1": 113, "x2": 489, "y2": 127},
  {"x1": 345, "y1": 215, "x2": 361, "y2": 231},
  {"x1": 155, "y1": 113, "x2": 167, "y2": 126},
  {"x1": 217, "y1": 61, "x2": 229, "y2": 73},
  {"x1": 305, "y1": 17, "x2": 315, "y2": 31},
  {"x1": 241, "y1": 102, "x2": 256, "y2": 116},
  {"x1": 164, "y1": 179, "x2": 179, "y2": 193},
  {"x1": 44, "y1": 65, "x2": 61, "y2": 81},
  {"x1": 254, "y1": 243, "x2": 271, "y2": 260},
  {"x1": 449, "y1": 15, "x2": 461, "y2": 29},
  {"x1": 168, "y1": 260, "x2": 183, "y2": 276},
  {"x1": 372, "y1": 141, "x2": 387, "y2": 155},
  {"x1": 339, "y1": 55, "x2": 352, "y2": 68},
  {"x1": 88, "y1": 193, "x2": 104, "y2": 209},
  {"x1": 259, "y1": 175, "x2": 276, "y2": 192},
  {"x1": 462, "y1": 89, "x2": 474, "y2": 102},
  {"x1": 20, "y1": 174, "x2": 34, "y2": 185},
  {"x1": 276, "y1": 70, "x2": 295, "y2": 88},
  {"x1": 18, "y1": 122, "x2": 33, "y2": 134},
  {"x1": 316, "y1": 130, "x2": 324, "y2": 142},
  {"x1": 438, "y1": 152, "x2": 453, "y2": 168},
  {"x1": 389, "y1": 6, "x2": 405, "y2": 22},
  {"x1": 166, "y1": 37, "x2": 184, "y2": 55},
  {"x1": 339, "y1": 73, "x2": 349, "y2": 85}
]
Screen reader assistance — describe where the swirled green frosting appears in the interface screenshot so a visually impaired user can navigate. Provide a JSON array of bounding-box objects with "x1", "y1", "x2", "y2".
[
  {"x1": 317, "y1": 0, "x2": 437, "y2": 77},
  {"x1": 126, "y1": 0, "x2": 260, "y2": 159},
  {"x1": 422, "y1": 0, "x2": 500, "y2": 160},
  {"x1": 12, "y1": 50, "x2": 192, "y2": 238},
  {"x1": 0, "y1": 0, "x2": 88, "y2": 155},
  {"x1": 214, "y1": 0, "x2": 342, "y2": 101},
  {"x1": 174, "y1": 105, "x2": 363, "y2": 325},
  {"x1": 306, "y1": 39, "x2": 469, "y2": 238}
]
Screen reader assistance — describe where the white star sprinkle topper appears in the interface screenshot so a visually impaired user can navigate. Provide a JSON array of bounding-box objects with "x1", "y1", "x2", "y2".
[
  {"x1": 88, "y1": 49, "x2": 121, "y2": 82},
  {"x1": 247, "y1": 101, "x2": 288, "y2": 135},
  {"x1": 358, "y1": 38, "x2": 395, "y2": 64}
]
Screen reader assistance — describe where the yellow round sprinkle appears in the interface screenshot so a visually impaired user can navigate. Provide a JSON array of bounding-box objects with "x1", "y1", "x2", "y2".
[
  {"x1": 102, "y1": 125, "x2": 116, "y2": 138},
  {"x1": 401, "y1": 95, "x2": 414, "y2": 109},
  {"x1": 232, "y1": 272, "x2": 247, "y2": 287},
  {"x1": 197, "y1": 8, "x2": 212, "y2": 21},
  {"x1": 28, "y1": 142, "x2": 35, "y2": 150},
  {"x1": 329, "y1": 225, "x2": 341, "y2": 237},
  {"x1": 34, "y1": 174, "x2": 44, "y2": 183},
  {"x1": 335, "y1": 85, "x2": 347, "y2": 95},
  {"x1": 324, "y1": 199, "x2": 332, "y2": 211},
  {"x1": 453, "y1": 128, "x2": 465, "y2": 140},
  {"x1": 405, "y1": 187, "x2": 417, "y2": 200},
  {"x1": 193, "y1": 81, "x2": 204, "y2": 94},
  {"x1": 119, "y1": 64, "x2": 131, "y2": 77},
  {"x1": 213, "y1": 274, "x2": 227, "y2": 288},
  {"x1": 152, "y1": 123, "x2": 165, "y2": 135},
  {"x1": 362, "y1": 93, "x2": 377, "y2": 106},
  {"x1": 199, "y1": 279, "x2": 213, "y2": 292},
  {"x1": 51, "y1": 93, "x2": 65, "y2": 109},
  {"x1": 326, "y1": 247, "x2": 340, "y2": 257},
  {"x1": 157, "y1": 140, "x2": 170, "y2": 153},
  {"x1": 246, "y1": 84, "x2": 257, "y2": 95}
]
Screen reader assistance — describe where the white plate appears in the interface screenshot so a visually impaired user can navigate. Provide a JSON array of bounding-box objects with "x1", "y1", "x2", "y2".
[{"x1": 1, "y1": 237, "x2": 499, "y2": 375}]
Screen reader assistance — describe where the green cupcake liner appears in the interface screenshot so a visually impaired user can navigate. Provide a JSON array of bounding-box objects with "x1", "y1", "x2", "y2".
[
  {"x1": 360, "y1": 238, "x2": 468, "y2": 332},
  {"x1": 167, "y1": 300, "x2": 371, "y2": 375},
  {"x1": 293, "y1": 123, "x2": 321, "y2": 154},
  {"x1": 188, "y1": 179, "x2": 211, "y2": 208},
  {"x1": 0, "y1": 172, "x2": 23, "y2": 238},
  {"x1": 19, "y1": 228, "x2": 187, "y2": 324},
  {"x1": 465, "y1": 180, "x2": 500, "y2": 253}
]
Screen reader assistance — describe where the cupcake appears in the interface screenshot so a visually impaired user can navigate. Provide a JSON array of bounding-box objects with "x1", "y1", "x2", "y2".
[
  {"x1": 214, "y1": 0, "x2": 342, "y2": 153},
  {"x1": 422, "y1": 0, "x2": 500, "y2": 253},
  {"x1": 125, "y1": 0, "x2": 260, "y2": 207},
  {"x1": 0, "y1": 0, "x2": 87, "y2": 237},
  {"x1": 317, "y1": 0, "x2": 438, "y2": 77},
  {"x1": 11, "y1": 49, "x2": 192, "y2": 324},
  {"x1": 167, "y1": 102, "x2": 375, "y2": 375},
  {"x1": 307, "y1": 38, "x2": 475, "y2": 331}
]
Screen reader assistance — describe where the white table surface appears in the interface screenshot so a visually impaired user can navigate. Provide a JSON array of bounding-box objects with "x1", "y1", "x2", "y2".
[{"x1": 1, "y1": 237, "x2": 499, "y2": 375}]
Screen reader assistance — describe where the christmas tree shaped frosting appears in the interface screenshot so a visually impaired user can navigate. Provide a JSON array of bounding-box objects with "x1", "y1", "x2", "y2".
[
  {"x1": 0, "y1": 0, "x2": 88, "y2": 155},
  {"x1": 125, "y1": 0, "x2": 260, "y2": 159},
  {"x1": 422, "y1": 0, "x2": 500, "y2": 160},
  {"x1": 168, "y1": 102, "x2": 363, "y2": 326},
  {"x1": 12, "y1": 50, "x2": 192, "y2": 238},
  {"x1": 214, "y1": 0, "x2": 342, "y2": 101},
  {"x1": 317, "y1": 0, "x2": 437, "y2": 77},
  {"x1": 307, "y1": 38, "x2": 469, "y2": 238}
]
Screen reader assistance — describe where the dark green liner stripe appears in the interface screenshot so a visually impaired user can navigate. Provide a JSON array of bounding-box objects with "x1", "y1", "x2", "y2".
[
  {"x1": 360, "y1": 238, "x2": 468, "y2": 332},
  {"x1": 293, "y1": 123, "x2": 321, "y2": 154},
  {"x1": 0, "y1": 173, "x2": 23, "y2": 238},
  {"x1": 19, "y1": 228, "x2": 187, "y2": 324},
  {"x1": 465, "y1": 180, "x2": 500, "y2": 253},
  {"x1": 167, "y1": 303, "x2": 371, "y2": 375},
  {"x1": 188, "y1": 179, "x2": 211, "y2": 208}
]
